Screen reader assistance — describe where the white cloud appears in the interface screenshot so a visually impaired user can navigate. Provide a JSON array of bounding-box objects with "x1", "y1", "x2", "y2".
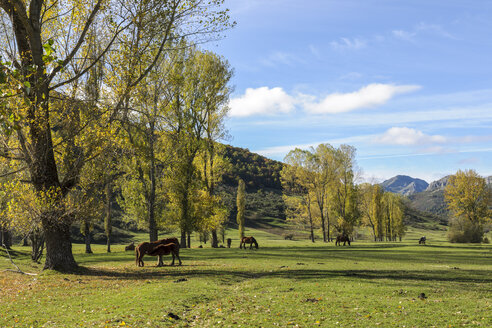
[
  {"x1": 393, "y1": 22, "x2": 456, "y2": 42},
  {"x1": 229, "y1": 87, "x2": 295, "y2": 117},
  {"x1": 392, "y1": 29, "x2": 416, "y2": 41},
  {"x1": 376, "y1": 127, "x2": 447, "y2": 145},
  {"x1": 260, "y1": 51, "x2": 304, "y2": 67},
  {"x1": 304, "y1": 83, "x2": 421, "y2": 114},
  {"x1": 330, "y1": 37, "x2": 367, "y2": 50}
]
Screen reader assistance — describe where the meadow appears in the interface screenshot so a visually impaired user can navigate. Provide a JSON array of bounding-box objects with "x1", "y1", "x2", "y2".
[{"x1": 1, "y1": 228, "x2": 491, "y2": 328}]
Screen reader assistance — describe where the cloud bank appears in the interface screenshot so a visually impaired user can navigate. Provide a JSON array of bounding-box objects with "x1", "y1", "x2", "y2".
[
  {"x1": 229, "y1": 83, "x2": 421, "y2": 117},
  {"x1": 376, "y1": 127, "x2": 447, "y2": 145},
  {"x1": 229, "y1": 87, "x2": 295, "y2": 117},
  {"x1": 304, "y1": 84, "x2": 421, "y2": 114}
]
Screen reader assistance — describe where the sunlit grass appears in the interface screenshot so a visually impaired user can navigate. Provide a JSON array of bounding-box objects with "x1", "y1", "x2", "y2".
[{"x1": 1, "y1": 228, "x2": 491, "y2": 327}]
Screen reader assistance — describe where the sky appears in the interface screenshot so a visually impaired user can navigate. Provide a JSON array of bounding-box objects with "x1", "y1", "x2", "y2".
[{"x1": 205, "y1": 0, "x2": 492, "y2": 183}]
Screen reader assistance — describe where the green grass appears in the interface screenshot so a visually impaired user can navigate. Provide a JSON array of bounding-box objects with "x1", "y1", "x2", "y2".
[{"x1": 1, "y1": 229, "x2": 491, "y2": 328}]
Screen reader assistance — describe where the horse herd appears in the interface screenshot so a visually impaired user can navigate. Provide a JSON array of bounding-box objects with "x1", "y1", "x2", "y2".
[
  {"x1": 131, "y1": 234, "x2": 428, "y2": 267},
  {"x1": 132, "y1": 236, "x2": 259, "y2": 267}
]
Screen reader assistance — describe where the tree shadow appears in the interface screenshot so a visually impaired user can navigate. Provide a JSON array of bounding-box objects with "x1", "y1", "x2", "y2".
[{"x1": 71, "y1": 265, "x2": 492, "y2": 286}]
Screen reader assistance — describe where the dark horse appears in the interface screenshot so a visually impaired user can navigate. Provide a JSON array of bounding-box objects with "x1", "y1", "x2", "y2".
[
  {"x1": 135, "y1": 237, "x2": 180, "y2": 267},
  {"x1": 147, "y1": 243, "x2": 182, "y2": 266},
  {"x1": 419, "y1": 236, "x2": 426, "y2": 245},
  {"x1": 240, "y1": 236, "x2": 258, "y2": 249},
  {"x1": 335, "y1": 234, "x2": 351, "y2": 246}
]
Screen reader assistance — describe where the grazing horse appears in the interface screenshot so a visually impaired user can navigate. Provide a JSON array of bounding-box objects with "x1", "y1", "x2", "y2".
[
  {"x1": 335, "y1": 234, "x2": 351, "y2": 246},
  {"x1": 125, "y1": 242, "x2": 135, "y2": 251},
  {"x1": 419, "y1": 236, "x2": 426, "y2": 245},
  {"x1": 240, "y1": 236, "x2": 258, "y2": 249},
  {"x1": 135, "y1": 237, "x2": 180, "y2": 267},
  {"x1": 147, "y1": 243, "x2": 182, "y2": 266}
]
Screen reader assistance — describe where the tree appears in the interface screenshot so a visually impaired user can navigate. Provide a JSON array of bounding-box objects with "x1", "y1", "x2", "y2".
[
  {"x1": 329, "y1": 145, "x2": 360, "y2": 237},
  {"x1": 445, "y1": 169, "x2": 491, "y2": 242},
  {"x1": 382, "y1": 192, "x2": 405, "y2": 241},
  {"x1": 236, "y1": 178, "x2": 246, "y2": 239},
  {"x1": 0, "y1": 0, "x2": 232, "y2": 270},
  {"x1": 164, "y1": 46, "x2": 232, "y2": 248},
  {"x1": 359, "y1": 183, "x2": 384, "y2": 241},
  {"x1": 282, "y1": 149, "x2": 316, "y2": 242},
  {"x1": 194, "y1": 52, "x2": 232, "y2": 247}
]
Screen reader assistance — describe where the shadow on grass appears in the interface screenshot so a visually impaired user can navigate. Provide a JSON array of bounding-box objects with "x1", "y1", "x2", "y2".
[
  {"x1": 74, "y1": 244, "x2": 492, "y2": 268},
  {"x1": 0, "y1": 248, "x2": 30, "y2": 258},
  {"x1": 71, "y1": 265, "x2": 492, "y2": 286}
]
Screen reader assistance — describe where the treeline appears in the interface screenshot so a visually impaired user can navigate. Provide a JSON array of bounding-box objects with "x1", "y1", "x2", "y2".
[{"x1": 282, "y1": 144, "x2": 406, "y2": 242}]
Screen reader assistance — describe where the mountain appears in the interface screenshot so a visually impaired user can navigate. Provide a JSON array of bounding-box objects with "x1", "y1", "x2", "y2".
[
  {"x1": 425, "y1": 175, "x2": 450, "y2": 192},
  {"x1": 380, "y1": 175, "x2": 429, "y2": 195}
]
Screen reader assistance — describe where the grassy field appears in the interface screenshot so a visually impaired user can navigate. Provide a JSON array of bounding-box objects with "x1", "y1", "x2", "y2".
[{"x1": 1, "y1": 228, "x2": 491, "y2": 328}]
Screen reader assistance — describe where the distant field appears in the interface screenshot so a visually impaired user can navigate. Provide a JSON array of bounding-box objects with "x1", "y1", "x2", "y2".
[{"x1": 1, "y1": 228, "x2": 491, "y2": 327}]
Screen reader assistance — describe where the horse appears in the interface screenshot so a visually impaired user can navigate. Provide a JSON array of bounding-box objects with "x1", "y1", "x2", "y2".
[
  {"x1": 335, "y1": 234, "x2": 351, "y2": 246},
  {"x1": 135, "y1": 237, "x2": 180, "y2": 267},
  {"x1": 125, "y1": 242, "x2": 135, "y2": 251},
  {"x1": 240, "y1": 236, "x2": 258, "y2": 249},
  {"x1": 147, "y1": 243, "x2": 182, "y2": 266},
  {"x1": 419, "y1": 236, "x2": 426, "y2": 245}
]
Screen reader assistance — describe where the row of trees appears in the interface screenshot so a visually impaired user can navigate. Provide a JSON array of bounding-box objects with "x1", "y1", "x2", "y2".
[
  {"x1": 0, "y1": 0, "x2": 234, "y2": 271},
  {"x1": 281, "y1": 144, "x2": 405, "y2": 242}
]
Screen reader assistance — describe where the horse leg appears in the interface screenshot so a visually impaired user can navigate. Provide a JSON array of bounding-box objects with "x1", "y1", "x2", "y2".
[
  {"x1": 170, "y1": 252, "x2": 175, "y2": 266},
  {"x1": 158, "y1": 254, "x2": 164, "y2": 267},
  {"x1": 176, "y1": 252, "x2": 182, "y2": 265}
]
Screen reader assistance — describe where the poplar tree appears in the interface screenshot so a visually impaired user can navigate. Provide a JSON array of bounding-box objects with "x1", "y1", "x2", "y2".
[{"x1": 236, "y1": 179, "x2": 246, "y2": 239}]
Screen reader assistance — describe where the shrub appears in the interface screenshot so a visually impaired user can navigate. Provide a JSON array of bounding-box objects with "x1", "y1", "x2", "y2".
[{"x1": 447, "y1": 217, "x2": 484, "y2": 243}]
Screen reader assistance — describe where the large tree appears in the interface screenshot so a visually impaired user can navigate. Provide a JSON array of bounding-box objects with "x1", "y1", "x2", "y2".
[
  {"x1": 0, "y1": 0, "x2": 232, "y2": 271},
  {"x1": 445, "y1": 169, "x2": 491, "y2": 242},
  {"x1": 282, "y1": 149, "x2": 316, "y2": 242}
]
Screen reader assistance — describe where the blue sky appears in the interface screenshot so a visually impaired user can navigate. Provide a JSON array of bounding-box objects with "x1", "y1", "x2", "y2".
[{"x1": 206, "y1": 0, "x2": 492, "y2": 183}]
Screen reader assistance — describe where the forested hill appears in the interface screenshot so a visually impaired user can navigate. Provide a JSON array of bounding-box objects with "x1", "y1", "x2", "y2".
[{"x1": 221, "y1": 144, "x2": 284, "y2": 191}]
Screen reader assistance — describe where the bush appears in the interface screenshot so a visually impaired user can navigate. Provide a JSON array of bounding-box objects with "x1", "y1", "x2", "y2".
[{"x1": 447, "y1": 217, "x2": 484, "y2": 243}]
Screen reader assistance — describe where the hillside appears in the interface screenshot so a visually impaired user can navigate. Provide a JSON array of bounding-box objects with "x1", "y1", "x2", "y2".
[{"x1": 221, "y1": 144, "x2": 284, "y2": 191}]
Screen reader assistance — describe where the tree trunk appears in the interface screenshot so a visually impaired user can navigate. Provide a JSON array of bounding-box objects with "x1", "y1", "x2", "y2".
[
  {"x1": 105, "y1": 182, "x2": 112, "y2": 253},
  {"x1": 1, "y1": 229, "x2": 12, "y2": 249},
  {"x1": 187, "y1": 232, "x2": 191, "y2": 249},
  {"x1": 180, "y1": 229, "x2": 187, "y2": 248},
  {"x1": 84, "y1": 220, "x2": 93, "y2": 254},
  {"x1": 148, "y1": 125, "x2": 158, "y2": 242},
  {"x1": 307, "y1": 195, "x2": 315, "y2": 243},
  {"x1": 43, "y1": 219, "x2": 77, "y2": 271},
  {"x1": 30, "y1": 228, "x2": 45, "y2": 262},
  {"x1": 211, "y1": 229, "x2": 219, "y2": 248}
]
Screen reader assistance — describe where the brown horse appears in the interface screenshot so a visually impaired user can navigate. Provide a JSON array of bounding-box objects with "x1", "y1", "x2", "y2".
[
  {"x1": 147, "y1": 243, "x2": 182, "y2": 266},
  {"x1": 335, "y1": 235, "x2": 351, "y2": 246},
  {"x1": 135, "y1": 237, "x2": 180, "y2": 267},
  {"x1": 125, "y1": 242, "x2": 135, "y2": 251},
  {"x1": 240, "y1": 236, "x2": 258, "y2": 249}
]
